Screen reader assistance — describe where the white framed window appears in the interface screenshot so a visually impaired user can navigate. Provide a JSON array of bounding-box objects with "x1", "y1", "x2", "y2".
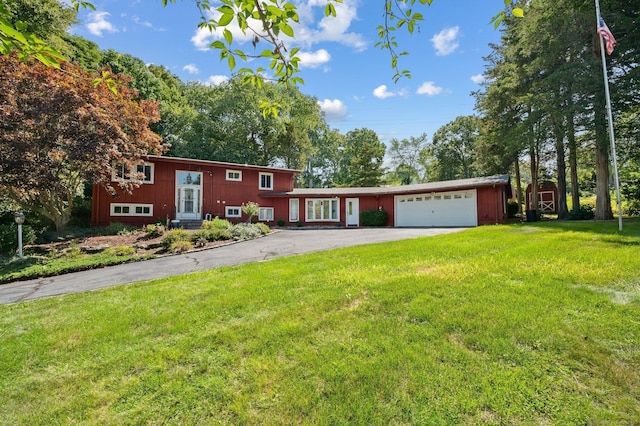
[
  {"x1": 112, "y1": 163, "x2": 154, "y2": 184},
  {"x1": 258, "y1": 207, "x2": 274, "y2": 222},
  {"x1": 259, "y1": 172, "x2": 273, "y2": 190},
  {"x1": 226, "y1": 170, "x2": 242, "y2": 181},
  {"x1": 289, "y1": 198, "x2": 299, "y2": 222},
  {"x1": 306, "y1": 199, "x2": 339, "y2": 222},
  {"x1": 110, "y1": 203, "x2": 153, "y2": 217},
  {"x1": 225, "y1": 206, "x2": 241, "y2": 218}
]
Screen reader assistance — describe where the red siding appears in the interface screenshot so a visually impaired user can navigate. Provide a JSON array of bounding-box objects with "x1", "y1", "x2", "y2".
[{"x1": 476, "y1": 186, "x2": 507, "y2": 225}]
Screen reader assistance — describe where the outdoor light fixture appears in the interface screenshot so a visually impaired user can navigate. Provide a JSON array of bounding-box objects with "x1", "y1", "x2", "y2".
[{"x1": 14, "y1": 212, "x2": 25, "y2": 258}]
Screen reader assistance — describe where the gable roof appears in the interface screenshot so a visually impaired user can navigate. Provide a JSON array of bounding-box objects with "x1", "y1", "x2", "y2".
[{"x1": 262, "y1": 175, "x2": 511, "y2": 197}]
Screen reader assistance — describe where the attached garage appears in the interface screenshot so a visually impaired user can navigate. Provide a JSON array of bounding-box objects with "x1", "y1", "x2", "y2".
[{"x1": 395, "y1": 189, "x2": 478, "y2": 227}]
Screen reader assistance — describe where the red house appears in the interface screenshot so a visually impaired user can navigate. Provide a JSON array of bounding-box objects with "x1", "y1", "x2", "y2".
[{"x1": 92, "y1": 155, "x2": 511, "y2": 228}]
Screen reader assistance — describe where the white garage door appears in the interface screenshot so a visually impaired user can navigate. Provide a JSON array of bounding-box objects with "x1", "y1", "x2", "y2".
[{"x1": 395, "y1": 189, "x2": 478, "y2": 227}]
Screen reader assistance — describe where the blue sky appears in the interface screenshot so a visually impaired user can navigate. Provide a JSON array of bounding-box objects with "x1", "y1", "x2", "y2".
[{"x1": 68, "y1": 0, "x2": 504, "y2": 145}]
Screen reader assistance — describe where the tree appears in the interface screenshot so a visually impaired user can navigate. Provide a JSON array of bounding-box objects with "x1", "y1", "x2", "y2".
[
  {"x1": 387, "y1": 133, "x2": 431, "y2": 184},
  {"x1": 431, "y1": 116, "x2": 480, "y2": 181},
  {"x1": 339, "y1": 128, "x2": 386, "y2": 187},
  {"x1": 0, "y1": 54, "x2": 165, "y2": 231}
]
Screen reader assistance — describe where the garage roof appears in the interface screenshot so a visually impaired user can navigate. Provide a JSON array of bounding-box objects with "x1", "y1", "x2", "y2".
[{"x1": 263, "y1": 174, "x2": 510, "y2": 197}]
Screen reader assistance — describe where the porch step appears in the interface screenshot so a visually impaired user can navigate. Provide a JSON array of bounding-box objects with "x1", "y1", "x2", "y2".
[{"x1": 171, "y1": 219, "x2": 202, "y2": 230}]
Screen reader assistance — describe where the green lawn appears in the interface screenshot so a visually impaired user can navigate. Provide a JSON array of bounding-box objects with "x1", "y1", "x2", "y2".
[{"x1": 1, "y1": 221, "x2": 639, "y2": 424}]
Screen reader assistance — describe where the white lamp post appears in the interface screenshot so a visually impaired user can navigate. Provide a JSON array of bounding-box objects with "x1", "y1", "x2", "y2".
[{"x1": 14, "y1": 212, "x2": 25, "y2": 258}]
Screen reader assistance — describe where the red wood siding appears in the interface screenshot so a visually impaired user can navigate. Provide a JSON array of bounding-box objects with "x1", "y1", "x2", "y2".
[{"x1": 476, "y1": 186, "x2": 507, "y2": 225}]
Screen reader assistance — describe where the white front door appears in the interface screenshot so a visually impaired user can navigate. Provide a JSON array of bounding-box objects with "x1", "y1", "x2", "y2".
[
  {"x1": 346, "y1": 198, "x2": 359, "y2": 226},
  {"x1": 176, "y1": 171, "x2": 202, "y2": 220}
]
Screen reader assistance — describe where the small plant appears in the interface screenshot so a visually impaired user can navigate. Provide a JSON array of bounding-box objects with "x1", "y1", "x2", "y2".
[
  {"x1": 296, "y1": 220, "x2": 304, "y2": 227},
  {"x1": 104, "y1": 222, "x2": 138, "y2": 236},
  {"x1": 0, "y1": 224, "x2": 36, "y2": 256},
  {"x1": 206, "y1": 228, "x2": 232, "y2": 241},
  {"x1": 202, "y1": 217, "x2": 232, "y2": 231},
  {"x1": 103, "y1": 246, "x2": 136, "y2": 256},
  {"x1": 161, "y1": 229, "x2": 191, "y2": 250},
  {"x1": 277, "y1": 218, "x2": 286, "y2": 227},
  {"x1": 255, "y1": 222, "x2": 270, "y2": 235},
  {"x1": 241, "y1": 202, "x2": 259, "y2": 223},
  {"x1": 231, "y1": 223, "x2": 263, "y2": 240},
  {"x1": 63, "y1": 244, "x2": 84, "y2": 259},
  {"x1": 168, "y1": 239, "x2": 193, "y2": 253},
  {"x1": 145, "y1": 223, "x2": 166, "y2": 239},
  {"x1": 191, "y1": 229, "x2": 210, "y2": 247}
]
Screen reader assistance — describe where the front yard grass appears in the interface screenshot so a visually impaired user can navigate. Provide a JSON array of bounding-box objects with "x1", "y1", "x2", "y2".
[{"x1": 1, "y1": 220, "x2": 639, "y2": 424}]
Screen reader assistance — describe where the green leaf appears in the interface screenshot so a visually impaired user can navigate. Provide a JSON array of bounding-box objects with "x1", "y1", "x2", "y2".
[
  {"x1": 280, "y1": 23, "x2": 294, "y2": 38},
  {"x1": 223, "y1": 29, "x2": 233, "y2": 45},
  {"x1": 217, "y1": 8, "x2": 234, "y2": 26},
  {"x1": 228, "y1": 54, "x2": 236, "y2": 70},
  {"x1": 210, "y1": 40, "x2": 226, "y2": 49},
  {"x1": 512, "y1": 8, "x2": 524, "y2": 18}
]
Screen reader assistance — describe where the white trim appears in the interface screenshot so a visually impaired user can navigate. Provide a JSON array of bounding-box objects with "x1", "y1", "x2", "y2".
[
  {"x1": 258, "y1": 207, "x2": 274, "y2": 222},
  {"x1": 259, "y1": 172, "x2": 273, "y2": 190},
  {"x1": 306, "y1": 198, "x2": 340, "y2": 222},
  {"x1": 112, "y1": 162, "x2": 154, "y2": 184},
  {"x1": 226, "y1": 169, "x2": 242, "y2": 181},
  {"x1": 110, "y1": 203, "x2": 153, "y2": 217},
  {"x1": 346, "y1": 198, "x2": 359, "y2": 226},
  {"x1": 225, "y1": 206, "x2": 242, "y2": 218},
  {"x1": 289, "y1": 198, "x2": 299, "y2": 222}
]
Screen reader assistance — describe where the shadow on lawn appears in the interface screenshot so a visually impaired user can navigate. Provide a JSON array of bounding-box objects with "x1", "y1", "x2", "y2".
[{"x1": 520, "y1": 217, "x2": 640, "y2": 238}]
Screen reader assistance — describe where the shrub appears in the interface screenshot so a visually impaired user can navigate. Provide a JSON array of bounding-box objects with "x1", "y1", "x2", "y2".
[
  {"x1": 507, "y1": 201, "x2": 520, "y2": 218},
  {"x1": 63, "y1": 245, "x2": 84, "y2": 259},
  {"x1": 161, "y1": 229, "x2": 191, "y2": 250},
  {"x1": 296, "y1": 220, "x2": 304, "y2": 227},
  {"x1": 231, "y1": 223, "x2": 263, "y2": 240},
  {"x1": 168, "y1": 240, "x2": 193, "y2": 253},
  {"x1": 145, "y1": 223, "x2": 165, "y2": 239},
  {"x1": 241, "y1": 201, "x2": 259, "y2": 222},
  {"x1": 0, "y1": 224, "x2": 36, "y2": 256},
  {"x1": 104, "y1": 222, "x2": 138, "y2": 236},
  {"x1": 360, "y1": 209, "x2": 389, "y2": 226},
  {"x1": 201, "y1": 217, "x2": 232, "y2": 231},
  {"x1": 191, "y1": 229, "x2": 209, "y2": 247},
  {"x1": 206, "y1": 228, "x2": 232, "y2": 241},
  {"x1": 567, "y1": 204, "x2": 595, "y2": 220},
  {"x1": 255, "y1": 223, "x2": 270, "y2": 235},
  {"x1": 277, "y1": 219, "x2": 286, "y2": 227}
]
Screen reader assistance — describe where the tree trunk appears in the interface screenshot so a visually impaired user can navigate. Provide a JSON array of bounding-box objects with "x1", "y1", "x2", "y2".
[
  {"x1": 594, "y1": 101, "x2": 613, "y2": 220},
  {"x1": 566, "y1": 109, "x2": 580, "y2": 210},
  {"x1": 553, "y1": 118, "x2": 569, "y2": 219},
  {"x1": 514, "y1": 157, "x2": 523, "y2": 215}
]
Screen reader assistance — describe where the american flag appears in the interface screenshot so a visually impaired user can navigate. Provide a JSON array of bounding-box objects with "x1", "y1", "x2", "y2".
[{"x1": 597, "y1": 16, "x2": 616, "y2": 55}]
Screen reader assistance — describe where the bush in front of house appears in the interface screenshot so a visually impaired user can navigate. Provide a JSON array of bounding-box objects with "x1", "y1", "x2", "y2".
[
  {"x1": 231, "y1": 223, "x2": 263, "y2": 240},
  {"x1": 507, "y1": 201, "x2": 520, "y2": 218},
  {"x1": 201, "y1": 217, "x2": 233, "y2": 231},
  {"x1": 161, "y1": 229, "x2": 191, "y2": 250},
  {"x1": 360, "y1": 209, "x2": 389, "y2": 226},
  {"x1": 144, "y1": 223, "x2": 165, "y2": 239},
  {"x1": 0, "y1": 224, "x2": 36, "y2": 256}
]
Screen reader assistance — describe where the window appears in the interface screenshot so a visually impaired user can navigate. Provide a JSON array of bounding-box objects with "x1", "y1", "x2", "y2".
[
  {"x1": 444, "y1": 195, "x2": 452, "y2": 200},
  {"x1": 289, "y1": 199, "x2": 299, "y2": 222},
  {"x1": 259, "y1": 172, "x2": 273, "y2": 190},
  {"x1": 110, "y1": 203, "x2": 153, "y2": 217},
  {"x1": 306, "y1": 199, "x2": 339, "y2": 222},
  {"x1": 416, "y1": 197, "x2": 423, "y2": 202},
  {"x1": 112, "y1": 163, "x2": 154, "y2": 184},
  {"x1": 226, "y1": 206, "x2": 241, "y2": 218},
  {"x1": 454, "y1": 194, "x2": 462, "y2": 199},
  {"x1": 226, "y1": 170, "x2": 242, "y2": 181},
  {"x1": 434, "y1": 195, "x2": 442, "y2": 200},
  {"x1": 258, "y1": 207, "x2": 274, "y2": 222}
]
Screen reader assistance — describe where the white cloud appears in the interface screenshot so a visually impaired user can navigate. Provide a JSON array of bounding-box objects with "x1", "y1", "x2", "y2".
[
  {"x1": 183, "y1": 64, "x2": 199, "y2": 75},
  {"x1": 318, "y1": 99, "x2": 348, "y2": 121},
  {"x1": 431, "y1": 26, "x2": 460, "y2": 56},
  {"x1": 416, "y1": 81, "x2": 443, "y2": 96},
  {"x1": 205, "y1": 75, "x2": 229, "y2": 86},
  {"x1": 471, "y1": 74, "x2": 485, "y2": 84},
  {"x1": 132, "y1": 16, "x2": 152, "y2": 28},
  {"x1": 86, "y1": 11, "x2": 118, "y2": 37},
  {"x1": 298, "y1": 49, "x2": 331, "y2": 69},
  {"x1": 373, "y1": 85, "x2": 396, "y2": 99}
]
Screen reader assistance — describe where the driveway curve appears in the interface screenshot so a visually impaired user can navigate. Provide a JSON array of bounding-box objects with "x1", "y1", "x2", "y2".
[{"x1": 0, "y1": 227, "x2": 465, "y2": 304}]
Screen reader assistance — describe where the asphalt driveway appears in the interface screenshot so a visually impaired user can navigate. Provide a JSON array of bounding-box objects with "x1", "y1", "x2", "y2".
[{"x1": 0, "y1": 227, "x2": 465, "y2": 304}]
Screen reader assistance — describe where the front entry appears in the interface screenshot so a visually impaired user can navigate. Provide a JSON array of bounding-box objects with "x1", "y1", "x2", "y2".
[
  {"x1": 175, "y1": 171, "x2": 202, "y2": 220},
  {"x1": 346, "y1": 198, "x2": 359, "y2": 226}
]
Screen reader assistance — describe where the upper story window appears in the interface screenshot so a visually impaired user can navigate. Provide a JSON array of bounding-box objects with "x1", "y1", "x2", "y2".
[
  {"x1": 113, "y1": 162, "x2": 154, "y2": 184},
  {"x1": 226, "y1": 170, "x2": 242, "y2": 181},
  {"x1": 259, "y1": 172, "x2": 273, "y2": 190}
]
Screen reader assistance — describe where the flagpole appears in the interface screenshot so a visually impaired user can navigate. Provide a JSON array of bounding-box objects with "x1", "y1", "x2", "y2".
[{"x1": 594, "y1": 0, "x2": 623, "y2": 231}]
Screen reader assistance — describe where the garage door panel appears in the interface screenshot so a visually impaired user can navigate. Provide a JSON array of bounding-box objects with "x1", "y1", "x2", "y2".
[{"x1": 395, "y1": 190, "x2": 477, "y2": 227}]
